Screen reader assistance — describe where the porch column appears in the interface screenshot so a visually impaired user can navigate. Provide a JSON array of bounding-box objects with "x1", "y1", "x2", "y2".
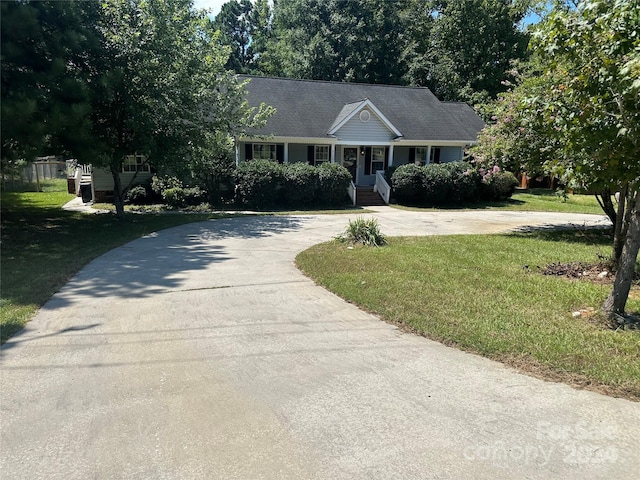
[
  {"x1": 331, "y1": 144, "x2": 336, "y2": 163},
  {"x1": 284, "y1": 142, "x2": 289, "y2": 164},
  {"x1": 388, "y1": 144, "x2": 394, "y2": 166},
  {"x1": 235, "y1": 141, "x2": 240, "y2": 166},
  {"x1": 426, "y1": 145, "x2": 432, "y2": 164}
]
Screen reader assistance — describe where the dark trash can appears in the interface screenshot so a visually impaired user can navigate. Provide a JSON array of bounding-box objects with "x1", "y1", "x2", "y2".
[{"x1": 80, "y1": 184, "x2": 93, "y2": 203}]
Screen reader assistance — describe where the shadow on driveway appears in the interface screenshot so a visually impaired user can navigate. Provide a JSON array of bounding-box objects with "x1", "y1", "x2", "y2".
[{"x1": 42, "y1": 215, "x2": 306, "y2": 305}]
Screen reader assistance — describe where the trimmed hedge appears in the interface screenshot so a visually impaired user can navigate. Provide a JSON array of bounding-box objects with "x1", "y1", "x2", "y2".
[
  {"x1": 316, "y1": 163, "x2": 351, "y2": 207},
  {"x1": 481, "y1": 170, "x2": 519, "y2": 201},
  {"x1": 391, "y1": 161, "x2": 515, "y2": 206},
  {"x1": 281, "y1": 162, "x2": 318, "y2": 207},
  {"x1": 234, "y1": 160, "x2": 282, "y2": 208},
  {"x1": 234, "y1": 161, "x2": 351, "y2": 209},
  {"x1": 390, "y1": 163, "x2": 424, "y2": 204}
]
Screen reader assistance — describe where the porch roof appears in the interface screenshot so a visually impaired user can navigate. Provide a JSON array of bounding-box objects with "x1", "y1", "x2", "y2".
[{"x1": 238, "y1": 75, "x2": 484, "y2": 143}]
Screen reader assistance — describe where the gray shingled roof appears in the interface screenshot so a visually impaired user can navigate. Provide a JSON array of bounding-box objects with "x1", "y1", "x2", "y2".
[{"x1": 239, "y1": 75, "x2": 485, "y2": 142}]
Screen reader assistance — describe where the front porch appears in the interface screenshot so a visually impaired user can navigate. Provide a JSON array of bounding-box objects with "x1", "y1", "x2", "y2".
[{"x1": 236, "y1": 140, "x2": 463, "y2": 184}]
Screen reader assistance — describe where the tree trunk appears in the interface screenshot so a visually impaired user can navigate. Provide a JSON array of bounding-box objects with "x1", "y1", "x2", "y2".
[
  {"x1": 602, "y1": 190, "x2": 640, "y2": 315},
  {"x1": 612, "y1": 184, "x2": 627, "y2": 269},
  {"x1": 111, "y1": 168, "x2": 125, "y2": 219},
  {"x1": 595, "y1": 188, "x2": 616, "y2": 224}
]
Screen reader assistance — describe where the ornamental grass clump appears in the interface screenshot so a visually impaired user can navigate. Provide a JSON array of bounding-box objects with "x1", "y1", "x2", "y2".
[{"x1": 339, "y1": 217, "x2": 386, "y2": 246}]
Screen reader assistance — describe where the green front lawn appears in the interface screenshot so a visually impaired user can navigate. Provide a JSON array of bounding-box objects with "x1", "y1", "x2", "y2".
[
  {"x1": 296, "y1": 231, "x2": 640, "y2": 400},
  {"x1": 0, "y1": 179, "x2": 236, "y2": 343}
]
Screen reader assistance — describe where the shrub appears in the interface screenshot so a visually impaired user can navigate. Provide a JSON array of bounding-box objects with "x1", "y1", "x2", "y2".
[
  {"x1": 191, "y1": 152, "x2": 236, "y2": 206},
  {"x1": 316, "y1": 163, "x2": 351, "y2": 207},
  {"x1": 151, "y1": 175, "x2": 207, "y2": 208},
  {"x1": 392, "y1": 161, "x2": 481, "y2": 206},
  {"x1": 420, "y1": 163, "x2": 451, "y2": 205},
  {"x1": 162, "y1": 187, "x2": 186, "y2": 208},
  {"x1": 384, "y1": 165, "x2": 398, "y2": 183},
  {"x1": 181, "y1": 186, "x2": 207, "y2": 206},
  {"x1": 391, "y1": 163, "x2": 424, "y2": 204},
  {"x1": 234, "y1": 160, "x2": 283, "y2": 208},
  {"x1": 124, "y1": 185, "x2": 148, "y2": 205},
  {"x1": 151, "y1": 175, "x2": 182, "y2": 195},
  {"x1": 339, "y1": 217, "x2": 386, "y2": 246},
  {"x1": 281, "y1": 162, "x2": 318, "y2": 206},
  {"x1": 440, "y1": 161, "x2": 480, "y2": 204},
  {"x1": 481, "y1": 168, "x2": 519, "y2": 200}
]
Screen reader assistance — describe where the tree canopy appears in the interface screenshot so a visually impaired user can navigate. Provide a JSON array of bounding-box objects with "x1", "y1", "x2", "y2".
[
  {"x1": 404, "y1": 0, "x2": 530, "y2": 103},
  {"x1": 1, "y1": 1, "x2": 99, "y2": 165},
  {"x1": 1, "y1": 0, "x2": 272, "y2": 217},
  {"x1": 213, "y1": 0, "x2": 532, "y2": 102}
]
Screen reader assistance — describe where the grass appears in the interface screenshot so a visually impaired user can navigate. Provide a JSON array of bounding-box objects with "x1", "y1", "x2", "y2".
[
  {"x1": 296, "y1": 230, "x2": 640, "y2": 400},
  {"x1": 0, "y1": 179, "x2": 237, "y2": 343},
  {"x1": 392, "y1": 188, "x2": 605, "y2": 215}
]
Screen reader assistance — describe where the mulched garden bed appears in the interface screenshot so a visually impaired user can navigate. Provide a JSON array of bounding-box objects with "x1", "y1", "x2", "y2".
[{"x1": 524, "y1": 261, "x2": 640, "y2": 330}]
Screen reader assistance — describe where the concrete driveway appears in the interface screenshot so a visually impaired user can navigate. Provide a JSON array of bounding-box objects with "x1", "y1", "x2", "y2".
[{"x1": 2, "y1": 208, "x2": 638, "y2": 479}]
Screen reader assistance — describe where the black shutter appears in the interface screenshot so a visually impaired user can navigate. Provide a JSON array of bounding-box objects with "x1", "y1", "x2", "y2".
[
  {"x1": 245, "y1": 143, "x2": 252, "y2": 161},
  {"x1": 276, "y1": 144, "x2": 284, "y2": 164},
  {"x1": 364, "y1": 147, "x2": 372, "y2": 175},
  {"x1": 308, "y1": 145, "x2": 314, "y2": 165},
  {"x1": 384, "y1": 147, "x2": 389, "y2": 170},
  {"x1": 433, "y1": 147, "x2": 441, "y2": 164},
  {"x1": 409, "y1": 148, "x2": 415, "y2": 163}
]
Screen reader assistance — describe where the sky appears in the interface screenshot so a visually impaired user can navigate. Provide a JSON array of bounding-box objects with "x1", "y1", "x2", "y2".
[{"x1": 192, "y1": 0, "x2": 227, "y2": 17}]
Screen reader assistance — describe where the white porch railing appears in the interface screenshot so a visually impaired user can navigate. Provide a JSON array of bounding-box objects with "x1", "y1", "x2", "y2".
[
  {"x1": 348, "y1": 181, "x2": 357, "y2": 206},
  {"x1": 375, "y1": 171, "x2": 391, "y2": 204}
]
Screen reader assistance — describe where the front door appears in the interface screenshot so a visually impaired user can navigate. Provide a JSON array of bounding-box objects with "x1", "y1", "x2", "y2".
[{"x1": 343, "y1": 147, "x2": 358, "y2": 183}]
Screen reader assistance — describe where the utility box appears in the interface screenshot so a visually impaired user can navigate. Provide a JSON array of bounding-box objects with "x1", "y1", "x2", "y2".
[{"x1": 80, "y1": 184, "x2": 93, "y2": 203}]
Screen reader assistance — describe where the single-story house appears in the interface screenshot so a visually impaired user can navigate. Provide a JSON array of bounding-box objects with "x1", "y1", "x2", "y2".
[
  {"x1": 88, "y1": 75, "x2": 484, "y2": 204},
  {"x1": 237, "y1": 75, "x2": 484, "y2": 204}
]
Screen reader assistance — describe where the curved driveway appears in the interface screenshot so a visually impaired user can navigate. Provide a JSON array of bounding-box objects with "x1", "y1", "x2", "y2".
[{"x1": 2, "y1": 208, "x2": 638, "y2": 479}]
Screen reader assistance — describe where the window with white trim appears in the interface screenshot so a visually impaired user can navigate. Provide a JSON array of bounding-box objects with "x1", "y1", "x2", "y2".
[
  {"x1": 252, "y1": 144, "x2": 277, "y2": 161},
  {"x1": 314, "y1": 145, "x2": 329, "y2": 166},
  {"x1": 123, "y1": 153, "x2": 150, "y2": 173},
  {"x1": 416, "y1": 147, "x2": 428, "y2": 165},
  {"x1": 372, "y1": 147, "x2": 385, "y2": 172}
]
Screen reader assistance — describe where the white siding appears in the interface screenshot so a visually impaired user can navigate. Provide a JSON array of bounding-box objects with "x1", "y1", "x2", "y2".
[
  {"x1": 93, "y1": 168, "x2": 152, "y2": 192},
  {"x1": 334, "y1": 109, "x2": 395, "y2": 143}
]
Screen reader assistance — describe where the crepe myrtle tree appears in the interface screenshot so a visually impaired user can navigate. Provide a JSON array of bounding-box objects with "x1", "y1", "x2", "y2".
[
  {"x1": 476, "y1": 0, "x2": 640, "y2": 316},
  {"x1": 88, "y1": 0, "x2": 272, "y2": 218},
  {"x1": 534, "y1": 0, "x2": 640, "y2": 316}
]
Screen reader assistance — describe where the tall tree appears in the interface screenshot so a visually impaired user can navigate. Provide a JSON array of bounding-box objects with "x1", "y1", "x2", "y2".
[
  {"x1": 89, "y1": 0, "x2": 271, "y2": 217},
  {"x1": 1, "y1": 1, "x2": 99, "y2": 169},
  {"x1": 404, "y1": 0, "x2": 531, "y2": 104},
  {"x1": 475, "y1": 0, "x2": 640, "y2": 316},
  {"x1": 212, "y1": 0, "x2": 253, "y2": 73},
  {"x1": 246, "y1": 0, "x2": 272, "y2": 73},
  {"x1": 211, "y1": 0, "x2": 273, "y2": 74},
  {"x1": 263, "y1": 0, "x2": 408, "y2": 84}
]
